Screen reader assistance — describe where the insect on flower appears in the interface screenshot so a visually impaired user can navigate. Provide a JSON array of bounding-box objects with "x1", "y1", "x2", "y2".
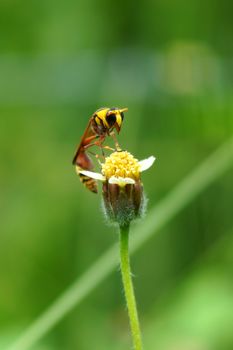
[
  {"x1": 77, "y1": 151, "x2": 156, "y2": 225},
  {"x1": 72, "y1": 107, "x2": 128, "y2": 193},
  {"x1": 73, "y1": 148, "x2": 156, "y2": 349}
]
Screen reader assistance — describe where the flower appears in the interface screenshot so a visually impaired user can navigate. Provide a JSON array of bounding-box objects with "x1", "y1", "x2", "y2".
[{"x1": 76, "y1": 151, "x2": 156, "y2": 226}]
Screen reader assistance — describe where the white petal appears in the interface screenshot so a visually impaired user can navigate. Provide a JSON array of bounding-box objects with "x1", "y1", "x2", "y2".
[
  {"x1": 76, "y1": 167, "x2": 106, "y2": 181},
  {"x1": 109, "y1": 176, "x2": 135, "y2": 187},
  {"x1": 138, "y1": 156, "x2": 156, "y2": 172}
]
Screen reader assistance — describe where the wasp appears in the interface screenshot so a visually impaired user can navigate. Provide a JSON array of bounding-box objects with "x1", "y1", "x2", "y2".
[{"x1": 73, "y1": 107, "x2": 128, "y2": 193}]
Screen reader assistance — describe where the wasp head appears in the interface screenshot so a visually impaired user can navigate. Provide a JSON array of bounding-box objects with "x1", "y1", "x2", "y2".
[{"x1": 106, "y1": 107, "x2": 128, "y2": 133}]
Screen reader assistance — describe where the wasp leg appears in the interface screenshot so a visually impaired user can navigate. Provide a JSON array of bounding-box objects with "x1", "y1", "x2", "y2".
[
  {"x1": 88, "y1": 145, "x2": 115, "y2": 160},
  {"x1": 87, "y1": 150, "x2": 105, "y2": 160},
  {"x1": 82, "y1": 135, "x2": 99, "y2": 147},
  {"x1": 84, "y1": 136, "x2": 114, "y2": 164},
  {"x1": 109, "y1": 131, "x2": 121, "y2": 151},
  {"x1": 102, "y1": 145, "x2": 115, "y2": 151},
  {"x1": 84, "y1": 143, "x2": 114, "y2": 154},
  {"x1": 86, "y1": 150, "x2": 104, "y2": 167},
  {"x1": 83, "y1": 134, "x2": 105, "y2": 151}
]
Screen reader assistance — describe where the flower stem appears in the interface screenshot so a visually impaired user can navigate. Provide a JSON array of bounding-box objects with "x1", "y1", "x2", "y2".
[{"x1": 119, "y1": 224, "x2": 143, "y2": 350}]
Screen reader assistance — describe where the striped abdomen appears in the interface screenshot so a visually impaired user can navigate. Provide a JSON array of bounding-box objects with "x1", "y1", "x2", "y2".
[{"x1": 76, "y1": 166, "x2": 98, "y2": 193}]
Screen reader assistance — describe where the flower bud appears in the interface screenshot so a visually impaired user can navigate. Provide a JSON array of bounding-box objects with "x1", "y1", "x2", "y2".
[
  {"x1": 77, "y1": 151, "x2": 155, "y2": 226},
  {"x1": 101, "y1": 152, "x2": 147, "y2": 226},
  {"x1": 102, "y1": 181, "x2": 146, "y2": 226}
]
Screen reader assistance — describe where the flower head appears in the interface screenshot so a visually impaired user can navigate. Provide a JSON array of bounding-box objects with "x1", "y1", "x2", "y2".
[
  {"x1": 77, "y1": 151, "x2": 155, "y2": 226},
  {"x1": 102, "y1": 151, "x2": 141, "y2": 181}
]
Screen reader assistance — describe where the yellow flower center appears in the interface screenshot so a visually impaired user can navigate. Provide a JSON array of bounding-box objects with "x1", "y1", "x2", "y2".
[{"x1": 102, "y1": 151, "x2": 140, "y2": 180}]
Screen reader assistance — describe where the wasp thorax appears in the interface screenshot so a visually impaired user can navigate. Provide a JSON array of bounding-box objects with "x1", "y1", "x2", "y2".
[
  {"x1": 102, "y1": 151, "x2": 141, "y2": 181},
  {"x1": 101, "y1": 151, "x2": 146, "y2": 226}
]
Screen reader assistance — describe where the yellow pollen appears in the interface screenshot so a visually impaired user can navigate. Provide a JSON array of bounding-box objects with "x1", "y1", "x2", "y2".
[{"x1": 102, "y1": 151, "x2": 140, "y2": 180}]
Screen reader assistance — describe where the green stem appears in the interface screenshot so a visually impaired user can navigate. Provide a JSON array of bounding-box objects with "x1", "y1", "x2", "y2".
[{"x1": 119, "y1": 224, "x2": 143, "y2": 350}]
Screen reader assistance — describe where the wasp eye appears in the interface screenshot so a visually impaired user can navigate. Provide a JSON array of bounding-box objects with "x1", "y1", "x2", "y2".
[
  {"x1": 120, "y1": 112, "x2": 124, "y2": 121},
  {"x1": 106, "y1": 113, "x2": 116, "y2": 126}
]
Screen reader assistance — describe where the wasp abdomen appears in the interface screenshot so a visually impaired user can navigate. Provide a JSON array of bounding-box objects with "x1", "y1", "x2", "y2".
[{"x1": 76, "y1": 166, "x2": 98, "y2": 193}]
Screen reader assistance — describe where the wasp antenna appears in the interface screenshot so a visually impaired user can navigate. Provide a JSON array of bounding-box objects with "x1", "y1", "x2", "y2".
[{"x1": 120, "y1": 108, "x2": 128, "y2": 113}]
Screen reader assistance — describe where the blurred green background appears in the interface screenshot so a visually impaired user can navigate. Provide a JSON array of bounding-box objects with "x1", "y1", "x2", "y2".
[{"x1": 1, "y1": 1, "x2": 233, "y2": 349}]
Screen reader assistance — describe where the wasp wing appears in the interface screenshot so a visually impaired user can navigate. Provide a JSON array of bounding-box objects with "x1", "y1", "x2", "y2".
[{"x1": 72, "y1": 117, "x2": 96, "y2": 165}]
